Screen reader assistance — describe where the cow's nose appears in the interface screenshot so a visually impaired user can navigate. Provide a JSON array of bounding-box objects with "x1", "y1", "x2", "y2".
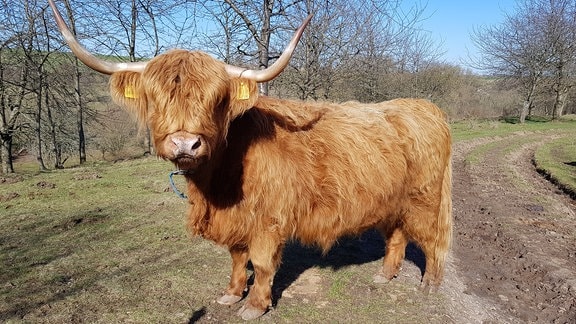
[{"x1": 172, "y1": 135, "x2": 203, "y2": 157}]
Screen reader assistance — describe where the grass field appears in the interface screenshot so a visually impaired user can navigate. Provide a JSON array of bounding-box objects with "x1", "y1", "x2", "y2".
[
  {"x1": 0, "y1": 156, "x2": 439, "y2": 322},
  {"x1": 1, "y1": 118, "x2": 575, "y2": 322},
  {"x1": 0, "y1": 158, "x2": 202, "y2": 322},
  {"x1": 450, "y1": 117, "x2": 576, "y2": 141},
  {"x1": 533, "y1": 135, "x2": 576, "y2": 198}
]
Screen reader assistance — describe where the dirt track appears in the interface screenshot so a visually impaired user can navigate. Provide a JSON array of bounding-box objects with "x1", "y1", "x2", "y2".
[{"x1": 448, "y1": 131, "x2": 576, "y2": 323}]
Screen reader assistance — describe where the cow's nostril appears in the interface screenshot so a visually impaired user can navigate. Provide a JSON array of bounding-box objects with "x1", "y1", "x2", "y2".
[{"x1": 191, "y1": 139, "x2": 201, "y2": 150}]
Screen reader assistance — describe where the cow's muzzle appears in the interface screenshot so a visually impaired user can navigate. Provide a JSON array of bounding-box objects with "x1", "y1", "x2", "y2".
[
  {"x1": 164, "y1": 132, "x2": 208, "y2": 169},
  {"x1": 172, "y1": 134, "x2": 203, "y2": 158}
]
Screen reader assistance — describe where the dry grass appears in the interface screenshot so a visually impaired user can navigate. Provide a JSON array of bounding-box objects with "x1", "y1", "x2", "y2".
[{"x1": 0, "y1": 157, "x2": 449, "y2": 323}]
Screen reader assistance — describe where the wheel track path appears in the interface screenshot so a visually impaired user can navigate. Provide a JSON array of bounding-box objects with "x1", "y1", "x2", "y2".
[{"x1": 450, "y1": 130, "x2": 576, "y2": 323}]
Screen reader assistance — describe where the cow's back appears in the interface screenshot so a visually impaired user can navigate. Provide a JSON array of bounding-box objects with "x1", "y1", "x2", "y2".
[{"x1": 239, "y1": 98, "x2": 451, "y2": 250}]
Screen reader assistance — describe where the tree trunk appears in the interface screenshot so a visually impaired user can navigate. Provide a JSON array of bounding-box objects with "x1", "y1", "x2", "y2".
[
  {"x1": 0, "y1": 64, "x2": 27, "y2": 174},
  {"x1": 0, "y1": 134, "x2": 14, "y2": 174},
  {"x1": 258, "y1": 0, "x2": 273, "y2": 95},
  {"x1": 0, "y1": 71, "x2": 15, "y2": 174},
  {"x1": 63, "y1": 0, "x2": 86, "y2": 164},
  {"x1": 557, "y1": 91, "x2": 568, "y2": 118},
  {"x1": 552, "y1": 87, "x2": 568, "y2": 120},
  {"x1": 223, "y1": 0, "x2": 274, "y2": 95},
  {"x1": 45, "y1": 88, "x2": 64, "y2": 169},
  {"x1": 75, "y1": 62, "x2": 87, "y2": 165},
  {"x1": 128, "y1": 0, "x2": 153, "y2": 155},
  {"x1": 520, "y1": 76, "x2": 538, "y2": 123},
  {"x1": 74, "y1": 54, "x2": 86, "y2": 164},
  {"x1": 35, "y1": 87, "x2": 47, "y2": 171},
  {"x1": 520, "y1": 100, "x2": 530, "y2": 124},
  {"x1": 35, "y1": 69, "x2": 47, "y2": 172}
]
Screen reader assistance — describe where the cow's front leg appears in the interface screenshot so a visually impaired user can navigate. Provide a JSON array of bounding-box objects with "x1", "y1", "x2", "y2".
[
  {"x1": 374, "y1": 227, "x2": 408, "y2": 283},
  {"x1": 237, "y1": 237, "x2": 283, "y2": 320},
  {"x1": 217, "y1": 246, "x2": 249, "y2": 305}
]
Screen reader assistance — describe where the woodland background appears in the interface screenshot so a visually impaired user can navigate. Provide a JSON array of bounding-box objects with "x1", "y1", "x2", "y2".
[{"x1": 2, "y1": 0, "x2": 576, "y2": 173}]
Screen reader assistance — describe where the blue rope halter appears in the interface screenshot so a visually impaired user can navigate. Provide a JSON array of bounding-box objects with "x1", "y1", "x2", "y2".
[{"x1": 169, "y1": 170, "x2": 188, "y2": 199}]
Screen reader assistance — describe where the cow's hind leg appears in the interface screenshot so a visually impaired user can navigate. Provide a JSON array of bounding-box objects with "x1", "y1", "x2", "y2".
[
  {"x1": 237, "y1": 236, "x2": 283, "y2": 320},
  {"x1": 417, "y1": 163, "x2": 452, "y2": 293},
  {"x1": 374, "y1": 227, "x2": 408, "y2": 283},
  {"x1": 405, "y1": 208, "x2": 450, "y2": 294},
  {"x1": 419, "y1": 241, "x2": 447, "y2": 294},
  {"x1": 217, "y1": 247, "x2": 249, "y2": 305}
]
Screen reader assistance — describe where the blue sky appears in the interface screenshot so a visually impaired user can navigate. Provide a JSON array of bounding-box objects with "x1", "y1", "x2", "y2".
[{"x1": 414, "y1": 0, "x2": 517, "y2": 67}]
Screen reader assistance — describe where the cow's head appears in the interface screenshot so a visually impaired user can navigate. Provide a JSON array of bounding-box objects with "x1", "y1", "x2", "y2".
[
  {"x1": 48, "y1": 0, "x2": 310, "y2": 171},
  {"x1": 106, "y1": 50, "x2": 261, "y2": 171}
]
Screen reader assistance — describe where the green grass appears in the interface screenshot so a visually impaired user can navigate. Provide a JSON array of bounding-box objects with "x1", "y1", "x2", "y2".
[
  {"x1": 464, "y1": 132, "x2": 541, "y2": 167},
  {"x1": 327, "y1": 269, "x2": 353, "y2": 299},
  {"x1": 464, "y1": 140, "x2": 502, "y2": 165},
  {"x1": 0, "y1": 157, "x2": 206, "y2": 322},
  {"x1": 533, "y1": 136, "x2": 576, "y2": 198},
  {"x1": 450, "y1": 118, "x2": 576, "y2": 141}
]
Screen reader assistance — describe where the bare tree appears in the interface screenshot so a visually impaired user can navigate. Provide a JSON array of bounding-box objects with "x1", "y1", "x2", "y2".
[
  {"x1": 213, "y1": 0, "x2": 304, "y2": 95},
  {"x1": 201, "y1": 0, "x2": 438, "y2": 101},
  {"x1": 472, "y1": 0, "x2": 576, "y2": 122},
  {"x1": 544, "y1": 0, "x2": 576, "y2": 119},
  {"x1": 0, "y1": 40, "x2": 24, "y2": 173},
  {"x1": 55, "y1": 0, "x2": 88, "y2": 164},
  {"x1": 21, "y1": 0, "x2": 51, "y2": 171},
  {"x1": 199, "y1": 2, "x2": 245, "y2": 63},
  {"x1": 0, "y1": 0, "x2": 42, "y2": 173},
  {"x1": 1, "y1": 0, "x2": 78, "y2": 171},
  {"x1": 472, "y1": 4, "x2": 548, "y2": 122}
]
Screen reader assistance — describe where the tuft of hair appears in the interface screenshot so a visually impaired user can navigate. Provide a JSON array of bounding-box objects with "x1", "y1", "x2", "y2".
[{"x1": 110, "y1": 71, "x2": 148, "y2": 130}]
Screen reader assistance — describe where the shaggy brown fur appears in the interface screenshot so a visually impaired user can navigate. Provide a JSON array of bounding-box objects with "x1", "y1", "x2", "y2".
[{"x1": 108, "y1": 49, "x2": 452, "y2": 320}]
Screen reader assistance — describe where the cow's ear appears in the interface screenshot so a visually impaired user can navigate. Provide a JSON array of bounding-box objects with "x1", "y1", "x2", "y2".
[
  {"x1": 227, "y1": 78, "x2": 258, "y2": 118},
  {"x1": 110, "y1": 72, "x2": 148, "y2": 125}
]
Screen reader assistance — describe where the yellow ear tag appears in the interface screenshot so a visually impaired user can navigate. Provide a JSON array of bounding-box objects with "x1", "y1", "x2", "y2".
[
  {"x1": 237, "y1": 82, "x2": 250, "y2": 100},
  {"x1": 124, "y1": 86, "x2": 138, "y2": 99}
]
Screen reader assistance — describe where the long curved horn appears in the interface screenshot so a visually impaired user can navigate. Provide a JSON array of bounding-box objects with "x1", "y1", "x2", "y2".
[
  {"x1": 48, "y1": 0, "x2": 147, "y2": 74},
  {"x1": 225, "y1": 14, "x2": 313, "y2": 82}
]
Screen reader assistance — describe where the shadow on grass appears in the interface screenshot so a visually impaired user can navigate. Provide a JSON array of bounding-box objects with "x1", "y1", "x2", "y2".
[
  {"x1": 502, "y1": 115, "x2": 552, "y2": 124},
  {"x1": 271, "y1": 229, "x2": 426, "y2": 307},
  {"x1": 187, "y1": 229, "x2": 425, "y2": 322},
  {"x1": 188, "y1": 307, "x2": 206, "y2": 323}
]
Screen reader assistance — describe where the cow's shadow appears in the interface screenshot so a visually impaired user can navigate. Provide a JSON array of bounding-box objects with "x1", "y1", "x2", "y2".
[
  {"x1": 188, "y1": 232, "x2": 426, "y2": 322},
  {"x1": 267, "y1": 229, "x2": 426, "y2": 306}
]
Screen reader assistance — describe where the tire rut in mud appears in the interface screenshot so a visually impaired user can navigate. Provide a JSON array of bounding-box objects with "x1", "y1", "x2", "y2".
[{"x1": 452, "y1": 131, "x2": 576, "y2": 323}]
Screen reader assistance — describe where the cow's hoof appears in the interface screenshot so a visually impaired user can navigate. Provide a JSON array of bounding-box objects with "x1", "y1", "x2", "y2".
[
  {"x1": 237, "y1": 304, "x2": 266, "y2": 320},
  {"x1": 419, "y1": 281, "x2": 439, "y2": 295},
  {"x1": 217, "y1": 294, "x2": 243, "y2": 305},
  {"x1": 373, "y1": 273, "x2": 392, "y2": 284},
  {"x1": 419, "y1": 282, "x2": 431, "y2": 295},
  {"x1": 419, "y1": 274, "x2": 441, "y2": 295}
]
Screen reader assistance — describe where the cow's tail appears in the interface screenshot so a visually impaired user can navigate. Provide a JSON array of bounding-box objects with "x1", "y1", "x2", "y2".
[{"x1": 434, "y1": 159, "x2": 453, "y2": 284}]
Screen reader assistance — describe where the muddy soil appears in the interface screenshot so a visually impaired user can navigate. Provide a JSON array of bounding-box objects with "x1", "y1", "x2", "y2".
[{"x1": 450, "y1": 132, "x2": 576, "y2": 323}]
